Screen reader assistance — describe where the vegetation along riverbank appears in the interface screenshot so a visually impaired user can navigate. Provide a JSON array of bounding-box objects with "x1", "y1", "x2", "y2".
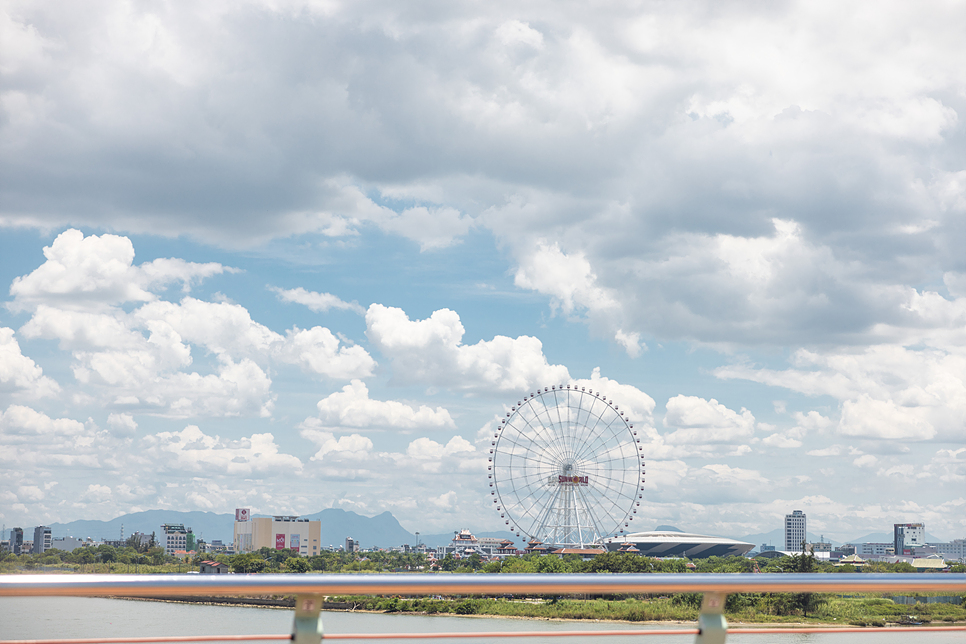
[{"x1": 4, "y1": 548, "x2": 964, "y2": 628}]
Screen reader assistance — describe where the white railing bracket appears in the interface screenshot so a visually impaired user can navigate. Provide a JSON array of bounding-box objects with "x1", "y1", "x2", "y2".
[
  {"x1": 696, "y1": 591, "x2": 727, "y2": 644},
  {"x1": 292, "y1": 594, "x2": 324, "y2": 644}
]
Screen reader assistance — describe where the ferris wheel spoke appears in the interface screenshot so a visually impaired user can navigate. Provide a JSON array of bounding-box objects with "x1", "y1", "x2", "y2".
[
  {"x1": 570, "y1": 392, "x2": 601, "y2": 459},
  {"x1": 517, "y1": 413, "x2": 569, "y2": 464},
  {"x1": 496, "y1": 427, "x2": 556, "y2": 457},
  {"x1": 571, "y1": 410, "x2": 625, "y2": 461},
  {"x1": 495, "y1": 438, "x2": 561, "y2": 470},
  {"x1": 571, "y1": 410, "x2": 616, "y2": 464},
  {"x1": 520, "y1": 484, "x2": 560, "y2": 533},
  {"x1": 574, "y1": 426, "x2": 635, "y2": 468},
  {"x1": 508, "y1": 406, "x2": 570, "y2": 464},
  {"x1": 582, "y1": 484, "x2": 632, "y2": 528},
  {"x1": 574, "y1": 483, "x2": 608, "y2": 539},
  {"x1": 582, "y1": 467, "x2": 637, "y2": 491}
]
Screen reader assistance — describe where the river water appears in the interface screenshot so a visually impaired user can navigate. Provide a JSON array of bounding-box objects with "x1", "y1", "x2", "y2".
[{"x1": 0, "y1": 597, "x2": 962, "y2": 644}]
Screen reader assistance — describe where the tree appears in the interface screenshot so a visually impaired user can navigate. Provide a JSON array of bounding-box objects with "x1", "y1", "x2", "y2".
[
  {"x1": 71, "y1": 548, "x2": 95, "y2": 565},
  {"x1": 231, "y1": 553, "x2": 267, "y2": 573},
  {"x1": 534, "y1": 555, "x2": 565, "y2": 573},
  {"x1": 285, "y1": 557, "x2": 309, "y2": 573},
  {"x1": 438, "y1": 554, "x2": 460, "y2": 572},
  {"x1": 585, "y1": 552, "x2": 652, "y2": 574},
  {"x1": 96, "y1": 545, "x2": 117, "y2": 563}
]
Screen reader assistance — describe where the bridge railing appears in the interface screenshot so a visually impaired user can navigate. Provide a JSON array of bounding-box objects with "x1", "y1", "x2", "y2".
[{"x1": 2, "y1": 573, "x2": 965, "y2": 644}]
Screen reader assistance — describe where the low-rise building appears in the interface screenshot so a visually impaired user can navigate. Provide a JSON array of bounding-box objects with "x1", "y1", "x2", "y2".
[
  {"x1": 435, "y1": 530, "x2": 517, "y2": 559},
  {"x1": 929, "y1": 539, "x2": 965, "y2": 563},
  {"x1": 199, "y1": 560, "x2": 230, "y2": 574},
  {"x1": 51, "y1": 536, "x2": 95, "y2": 552},
  {"x1": 552, "y1": 547, "x2": 605, "y2": 560},
  {"x1": 233, "y1": 513, "x2": 321, "y2": 557},
  {"x1": 856, "y1": 542, "x2": 894, "y2": 556}
]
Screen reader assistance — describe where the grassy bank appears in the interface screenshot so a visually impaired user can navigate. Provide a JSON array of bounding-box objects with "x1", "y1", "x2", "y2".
[{"x1": 329, "y1": 593, "x2": 966, "y2": 626}]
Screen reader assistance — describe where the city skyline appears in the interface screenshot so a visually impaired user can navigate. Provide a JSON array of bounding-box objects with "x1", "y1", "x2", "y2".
[{"x1": 1, "y1": 1, "x2": 964, "y2": 542}]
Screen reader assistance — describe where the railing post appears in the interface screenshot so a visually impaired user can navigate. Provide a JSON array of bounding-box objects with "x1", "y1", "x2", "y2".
[
  {"x1": 292, "y1": 594, "x2": 324, "y2": 644},
  {"x1": 695, "y1": 591, "x2": 727, "y2": 644}
]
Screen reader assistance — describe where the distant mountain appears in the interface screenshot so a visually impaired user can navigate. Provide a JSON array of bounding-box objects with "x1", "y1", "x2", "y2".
[
  {"x1": 654, "y1": 525, "x2": 684, "y2": 532},
  {"x1": 298, "y1": 509, "x2": 413, "y2": 549},
  {"x1": 48, "y1": 508, "x2": 416, "y2": 548},
  {"x1": 49, "y1": 510, "x2": 235, "y2": 542}
]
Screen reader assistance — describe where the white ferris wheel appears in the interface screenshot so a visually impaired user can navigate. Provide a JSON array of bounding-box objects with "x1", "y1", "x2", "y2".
[{"x1": 487, "y1": 384, "x2": 645, "y2": 548}]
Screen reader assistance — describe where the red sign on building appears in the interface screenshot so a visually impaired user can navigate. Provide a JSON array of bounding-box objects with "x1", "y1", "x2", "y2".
[{"x1": 275, "y1": 533, "x2": 286, "y2": 549}]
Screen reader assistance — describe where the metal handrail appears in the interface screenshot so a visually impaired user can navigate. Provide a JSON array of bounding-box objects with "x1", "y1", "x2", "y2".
[
  {"x1": 2, "y1": 572, "x2": 964, "y2": 596},
  {"x1": 3, "y1": 573, "x2": 965, "y2": 644}
]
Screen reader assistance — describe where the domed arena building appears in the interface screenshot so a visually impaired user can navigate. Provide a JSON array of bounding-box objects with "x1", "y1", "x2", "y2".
[{"x1": 602, "y1": 529, "x2": 754, "y2": 558}]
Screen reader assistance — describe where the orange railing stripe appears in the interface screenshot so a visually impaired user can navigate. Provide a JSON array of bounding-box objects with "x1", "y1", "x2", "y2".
[{"x1": 3, "y1": 625, "x2": 965, "y2": 643}]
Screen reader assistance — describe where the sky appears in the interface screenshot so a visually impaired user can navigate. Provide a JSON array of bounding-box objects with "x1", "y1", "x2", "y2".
[{"x1": 1, "y1": 0, "x2": 964, "y2": 544}]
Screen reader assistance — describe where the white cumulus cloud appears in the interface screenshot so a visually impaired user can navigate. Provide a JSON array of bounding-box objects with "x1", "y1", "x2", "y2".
[
  {"x1": 310, "y1": 380, "x2": 455, "y2": 431},
  {"x1": 366, "y1": 304, "x2": 569, "y2": 391}
]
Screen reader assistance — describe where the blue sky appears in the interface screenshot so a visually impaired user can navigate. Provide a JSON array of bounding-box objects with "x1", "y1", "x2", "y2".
[{"x1": 1, "y1": 0, "x2": 964, "y2": 543}]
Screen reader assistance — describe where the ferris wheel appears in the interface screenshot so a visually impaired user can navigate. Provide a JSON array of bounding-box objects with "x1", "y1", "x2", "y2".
[{"x1": 487, "y1": 384, "x2": 645, "y2": 548}]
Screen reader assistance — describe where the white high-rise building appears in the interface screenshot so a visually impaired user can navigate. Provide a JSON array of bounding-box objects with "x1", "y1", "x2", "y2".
[
  {"x1": 894, "y1": 523, "x2": 925, "y2": 555},
  {"x1": 784, "y1": 510, "x2": 806, "y2": 552}
]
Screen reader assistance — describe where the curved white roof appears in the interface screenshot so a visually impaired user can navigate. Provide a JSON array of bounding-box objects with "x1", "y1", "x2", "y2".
[
  {"x1": 608, "y1": 531, "x2": 750, "y2": 544},
  {"x1": 602, "y1": 531, "x2": 754, "y2": 557}
]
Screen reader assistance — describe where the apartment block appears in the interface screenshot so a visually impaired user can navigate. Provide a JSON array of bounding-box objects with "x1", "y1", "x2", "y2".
[{"x1": 784, "y1": 510, "x2": 806, "y2": 552}]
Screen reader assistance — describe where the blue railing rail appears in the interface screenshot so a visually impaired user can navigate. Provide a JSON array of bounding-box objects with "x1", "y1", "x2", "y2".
[{"x1": 2, "y1": 573, "x2": 965, "y2": 644}]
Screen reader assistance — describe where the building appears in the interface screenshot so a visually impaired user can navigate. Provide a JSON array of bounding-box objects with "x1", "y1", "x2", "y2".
[
  {"x1": 32, "y1": 526, "x2": 52, "y2": 554},
  {"x1": 602, "y1": 531, "x2": 755, "y2": 557},
  {"x1": 894, "y1": 523, "x2": 925, "y2": 556},
  {"x1": 930, "y1": 538, "x2": 965, "y2": 563},
  {"x1": 784, "y1": 510, "x2": 806, "y2": 552},
  {"x1": 129, "y1": 532, "x2": 153, "y2": 550},
  {"x1": 233, "y1": 511, "x2": 321, "y2": 557},
  {"x1": 161, "y1": 524, "x2": 193, "y2": 556},
  {"x1": 806, "y1": 540, "x2": 832, "y2": 554},
  {"x1": 552, "y1": 547, "x2": 606, "y2": 560},
  {"x1": 435, "y1": 530, "x2": 518, "y2": 559},
  {"x1": 760, "y1": 544, "x2": 776, "y2": 552},
  {"x1": 345, "y1": 537, "x2": 359, "y2": 553},
  {"x1": 199, "y1": 560, "x2": 230, "y2": 574},
  {"x1": 50, "y1": 536, "x2": 95, "y2": 552},
  {"x1": 856, "y1": 542, "x2": 895, "y2": 556},
  {"x1": 10, "y1": 528, "x2": 23, "y2": 555}
]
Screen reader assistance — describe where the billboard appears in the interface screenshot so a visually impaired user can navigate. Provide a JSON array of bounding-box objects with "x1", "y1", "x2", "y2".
[
  {"x1": 290, "y1": 534, "x2": 300, "y2": 550},
  {"x1": 235, "y1": 508, "x2": 250, "y2": 522},
  {"x1": 275, "y1": 533, "x2": 286, "y2": 549}
]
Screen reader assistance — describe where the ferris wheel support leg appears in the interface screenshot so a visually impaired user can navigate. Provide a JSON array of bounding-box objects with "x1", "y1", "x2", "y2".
[
  {"x1": 695, "y1": 591, "x2": 728, "y2": 644},
  {"x1": 292, "y1": 594, "x2": 324, "y2": 644}
]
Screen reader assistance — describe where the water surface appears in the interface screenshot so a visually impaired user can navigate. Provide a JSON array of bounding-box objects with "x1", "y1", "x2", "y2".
[{"x1": 0, "y1": 597, "x2": 961, "y2": 644}]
